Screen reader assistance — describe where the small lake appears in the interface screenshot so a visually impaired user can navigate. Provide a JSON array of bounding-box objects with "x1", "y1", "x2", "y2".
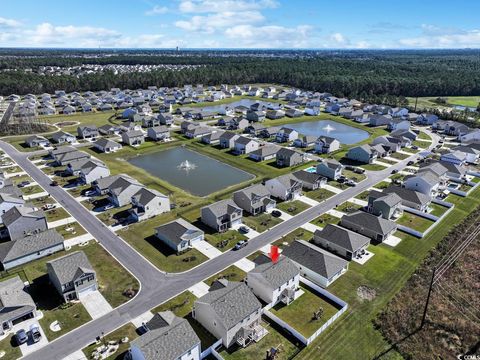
[
  {"x1": 283, "y1": 119, "x2": 369, "y2": 144},
  {"x1": 200, "y1": 99, "x2": 281, "y2": 113},
  {"x1": 128, "y1": 147, "x2": 254, "y2": 196}
]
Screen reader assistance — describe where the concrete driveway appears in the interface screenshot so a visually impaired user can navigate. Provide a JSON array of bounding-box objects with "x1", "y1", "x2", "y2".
[
  {"x1": 79, "y1": 291, "x2": 113, "y2": 320},
  {"x1": 192, "y1": 240, "x2": 223, "y2": 259},
  {"x1": 10, "y1": 318, "x2": 49, "y2": 356}
]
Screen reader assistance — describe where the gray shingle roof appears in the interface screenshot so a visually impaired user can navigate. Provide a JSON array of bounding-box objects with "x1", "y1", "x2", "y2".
[
  {"x1": 196, "y1": 281, "x2": 262, "y2": 330},
  {"x1": 249, "y1": 256, "x2": 298, "y2": 289},
  {"x1": 2, "y1": 206, "x2": 45, "y2": 227},
  {"x1": 341, "y1": 211, "x2": 397, "y2": 236},
  {"x1": 249, "y1": 144, "x2": 280, "y2": 157},
  {"x1": 383, "y1": 185, "x2": 430, "y2": 206},
  {"x1": 0, "y1": 229, "x2": 64, "y2": 263},
  {"x1": 155, "y1": 219, "x2": 203, "y2": 246},
  {"x1": 47, "y1": 251, "x2": 95, "y2": 285},
  {"x1": 132, "y1": 311, "x2": 200, "y2": 360},
  {"x1": 202, "y1": 199, "x2": 242, "y2": 217},
  {"x1": 314, "y1": 224, "x2": 370, "y2": 252},
  {"x1": 282, "y1": 240, "x2": 348, "y2": 279},
  {"x1": 235, "y1": 184, "x2": 270, "y2": 200},
  {"x1": 0, "y1": 276, "x2": 36, "y2": 325},
  {"x1": 292, "y1": 170, "x2": 326, "y2": 185},
  {"x1": 132, "y1": 188, "x2": 167, "y2": 205},
  {"x1": 94, "y1": 138, "x2": 121, "y2": 149}
]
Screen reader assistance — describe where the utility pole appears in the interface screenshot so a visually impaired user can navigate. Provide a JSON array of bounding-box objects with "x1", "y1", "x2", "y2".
[
  {"x1": 420, "y1": 267, "x2": 436, "y2": 329},
  {"x1": 414, "y1": 96, "x2": 418, "y2": 113}
]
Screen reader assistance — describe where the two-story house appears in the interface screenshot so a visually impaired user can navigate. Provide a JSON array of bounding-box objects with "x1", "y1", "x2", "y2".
[
  {"x1": 233, "y1": 184, "x2": 276, "y2": 215},
  {"x1": 265, "y1": 174, "x2": 303, "y2": 201},
  {"x1": 201, "y1": 199, "x2": 243, "y2": 233}
]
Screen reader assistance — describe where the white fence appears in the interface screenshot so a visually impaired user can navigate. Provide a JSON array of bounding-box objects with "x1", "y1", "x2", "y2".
[{"x1": 201, "y1": 338, "x2": 223, "y2": 359}]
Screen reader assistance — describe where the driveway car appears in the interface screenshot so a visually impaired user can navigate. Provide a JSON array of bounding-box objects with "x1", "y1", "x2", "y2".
[
  {"x1": 234, "y1": 240, "x2": 248, "y2": 250},
  {"x1": 30, "y1": 324, "x2": 42, "y2": 343},
  {"x1": 271, "y1": 210, "x2": 282, "y2": 217},
  {"x1": 15, "y1": 329, "x2": 28, "y2": 345}
]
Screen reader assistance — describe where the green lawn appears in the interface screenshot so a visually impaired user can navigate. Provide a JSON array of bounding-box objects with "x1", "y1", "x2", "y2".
[
  {"x1": 411, "y1": 140, "x2": 427, "y2": 149},
  {"x1": 429, "y1": 203, "x2": 449, "y2": 217},
  {"x1": 355, "y1": 191, "x2": 370, "y2": 201},
  {"x1": 336, "y1": 201, "x2": 363, "y2": 214},
  {"x1": 305, "y1": 188, "x2": 336, "y2": 202},
  {"x1": 56, "y1": 222, "x2": 88, "y2": 240},
  {"x1": 220, "y1": 317, "x2": 302, "y2": 360},
  {"x1": 297, "y1": 183, "x2": 480, "y2": 360},
  {"x1": 242, "y1": 213, "x2": 283, "y2": 233},
  {"x1": 276, "y1": 200, "x2": 310, "y2": 215},
  {"x1": 97, "y1": 205, "x2": 132, "y2": 226},
  {"x1": 374, "y1": 181, "x2": 391, "y2": 189},
  {"x1": 312, "y1": 213, "x2": 341, "y2": 227},
  {"x1": 361, "y1": 163, "x2": 387, "y2": 171},
  {"x1": 396, "y1": 212, "x2": 435, "y2": 232},
  {"x1": 205, "y1": 265, "x2": 246, "y2": 286},
  {"x1": 376, "y1": 158, "x2": 397, "y2": 165},
  {"x1": 9, "y1": 174, "x2": 32, "y2": 185},
  {"x1": 29, "y1": 195, "x2": 57, "y2": 208},
  {"x1": 407, "y1": 96, "x2": 480, "y2": 109},
  {"x1": 118, "y1": 213, "x2": 209, "y2": 273},
  {"x1": 271, "y1": 285, "x2": 342, "y2": 337},
  {"x1": 21, "y1": 184, "x2": 44, "y2": 196},
  {"x1": 0, "y1": 335, "x2": 22, "y2": 360},
  {"x1": 82, "y1": 323, "x2": 139, "y2": 360},
  {"x1": 44, "y1": 207, "x2": 70, "y2": 222},
  {"x1": 417, "y1": 132, "x2": 431, "y2": 141},
  {"x1": 389, "y1": 152, "x2": 410, "y2": 160},
  {"x1": 204, "y1": 230, "x2": 247, "y2": 252},
  {"x1": 273, "y1": 228, "x2": 314, "y2": 249},
  {"x1": 153, "y1": 291, "x2": 197, "y2": 317},
  {"x1": 342, "y1": 169, "x2": 367, "y2": 182}
]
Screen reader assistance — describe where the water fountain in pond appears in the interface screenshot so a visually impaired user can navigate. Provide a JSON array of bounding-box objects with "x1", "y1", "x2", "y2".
[
  {"x1": 323, "y1": 124, "x2": 336, "y2": 133},
  {"x1": 177, "y1": 160, "x2": 197, "y2": 172}
]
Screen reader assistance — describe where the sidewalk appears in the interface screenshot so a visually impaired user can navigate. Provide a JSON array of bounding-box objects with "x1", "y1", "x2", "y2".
[
  {"x1": 48, "y1": 216, "x2": 76, "y2": 228},
  {"x1": 297, "y1": 195, "x2": 320, "y2": 206}
]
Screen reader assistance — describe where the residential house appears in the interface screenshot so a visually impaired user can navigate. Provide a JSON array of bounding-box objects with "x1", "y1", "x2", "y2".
[
  {"x1": 369, "y1": 114, "x2": 392, "y2": 127},
  {"x1": 340, "y1": 211, "x2": 397, "y2": 243},
  {"x1": 383, "y1": 185, "x2": 431, "y2": 211},
  {"x1": 107, "y1": 176, "x2": 144, "y2": 207},
  {"x1": 291, "y1": 171, "x2": 326, "y2": 191},
  {"x1": 282, "y1": 240, "x2": 348, "y2": 288},
  {"x1": 313, "y1": 224, "x2": 370, "y2": 261},
  {"x1": 25, "y1": 135, "x2": 49, "y2": 148},
  {"x1": 233, "y1": 136, "x2": 259, "y2": 155},
  {"x1": 294, "y1": 135, "x2": 317, "y2": 148},
  {"x1": 201, "y1": 130, "x2": 224, "y2": 145},
  {"x1": 266, "y1": 109, "x2": 285, "y2": 120},
  {"x1": 78, "y1": 160, "x2": 110, "y2": 184},
  {"x1": 248, "y1": 144, "x2": 280, "y2": 162},
  {"x1": 233, "y1": 184, "x2": 276, "y2": 215},
  {"x1": 0, "y1": 276, "x2": 37, "y2": 335},
  {"x1": 404, "y1": 172, "x2": 441, "y2": 197},
  {"x1": 265, "y1": 173, "x2": 303, "y2": 201},
  {"x1": 2, "y1": 206, "x2": 47, "y2": 241},
  {"x1": 245, "y1": 123, "x2": 267, "y2": 136},
  {"x1": 259, "y1": 126, "x2": 281, "y2": 139},
  {"x1": 98, "y1": 124, "x2": 121, "y2": 136},
  {"x1": 416, "y1": 113, "x2": 438, "y2": 125},
  {"x1": 285, "y1": 108, "x2": 303, "y2": 118},
  {"x1": 387, "y1": 119, "x2": 410, "y2": 131},
  {"x1": 0, "y1": 229, "x2": 64, "y2": 270},
  {"x1": 459, "y1": 128, "x2": 480, "y2": 143},
  {"x1": 347, "y1": 145, "x2": 378, "y2": 164},
  {"x1": 367, "y1": 191, "x2": 403, "y2": 219},
  {"x1": 193, "y1": 280, "x2": 264, "y2": 348},
  {"x1": 55, "y1": 150, "x2": 90, "y2": 166},
  {"x1": 122, "y1": 130, "x2": 145, "y2": 146},
  {"x1": 129, "y1": 188, "x2": 170, "y2": 222},
  {"x1": 201, "y1": 199, "x2": 243, "y2": 233},
  {"x1": 93, "y1": 138, "x2": 122, "y2": 153},
  {"x1": 155, "y1": 218, "x2": 204, "y2": 254},
  {"x1": 77, "y1": 125, "x2": 99, "y2": 140},
  {"x1": 247, "y1": 256, "x2": 299, "y2": 306},
  {"x1": 246, "y1": 110, "x2": 265, "y2": 122},
  {"x1": 316, "y1": 159, "x2": 343, "y2": 180},
  {"x1": 157, "y1": 113, "x2": 174, "y2": 126},
  {"x1": 275, "y1": 127, "x2": 299, "y2": 143},
  {"x1": 276, "y1": 148, "x2": 304, "y2": 167},
  {"x1": 0, "y1": 194, "x2": 25, "y2": 220},
  {"x1": 219, "y1": 132, "x2": 240, "y2": 149},
  {"x1": 185, "y1": 126, "x2": 213, "y2": 139},
  {"x1": 314, "y1": 136, "x2": 341, "y2": 154},
  {"x1": 47, "y1": 251, "x2": 97, "y2": 302},
  {"x1": 51, "y1": 131, "x2": 76, "y2": 144},
  {"x1": 440, "y1": 150, "x2": 467, "y2": 165},
  {"x1": 450, "y1": 145, "x2": 480, "y2": 164},
  {"x1": 371, "y1": 136, "x2": 401, "y2": 152},
  {"x1": 147, "y1": 126, "x2": 170, "y2": 142},
  {"x1": 126, "y1": 311, "x2": 201, "y2": 360}
]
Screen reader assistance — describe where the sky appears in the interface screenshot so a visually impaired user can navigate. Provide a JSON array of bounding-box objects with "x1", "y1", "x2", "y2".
[{"x1": 0, "y1": 0, "x2": 479, "y2": 49}]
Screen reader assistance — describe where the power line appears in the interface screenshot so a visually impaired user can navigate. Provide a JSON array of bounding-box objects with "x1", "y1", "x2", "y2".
[
  {"x1": 436, "y1": 283, "x2": 480, "y2": 324},
  {"x1": 437, "y1": 281, "x2": 480, "y2": 317}
]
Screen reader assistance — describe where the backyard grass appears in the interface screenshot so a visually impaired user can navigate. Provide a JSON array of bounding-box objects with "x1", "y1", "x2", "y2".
[
  {"x1": 276, "y1": 200, "x2": 310, "y2": 215},
  {"x1": 396, "y1": 212, "x2": 435, "y2": 232},
  {"x1": 56, "y1": 222, "x2": 88, "y2": 240},
  {"x1": 9, "y1": 174, "x2": 32, "y2": 185},
  {"x1": 97, "y1": 205, "x2": 132, "y2": 226},
  {"x1": 458, "y1": 183, "x2": 473, "y2": 192},
  {"x1": 29, "y1": 195, "x2": 57, "y2": 208},
  {"x1": 271, "y1": 285, "x2": 342, "y2": 337},
  {"x1": 204, "y1": 230, "x2": 247, "y2": 252},
  {"x1": 205, "y1": 265, "x2": 246, "y2": 286},
  {"x1": 336, "y1": 201, "x2": 363, "y2": 214},
  {"x1": 361, "y1": 163, "x2": 387, "y2": 171},
  {"x1": 305, "y1": 188, "x2": 335, "y2": 202},
  {"x1": 0, "y1": 335, "x2": 22, "y2": 360},
  {"x1": 416, "y1": 131, "x2": 431, "y2": 141},
  {"x1": 44, "y1": 207, "x2": 70, "y2": 222},
  {"x1": 411, "y1": 140, "x2": 427, "y2": 149},
  {"x1": 273, "y1": 228, "x2": 314, "y2": 249},
  {"x1": 82, "y1": 323, "x2": 139, "y2": 360},
  {"x1": 219, "y1": 317, "x2": 302, "y2": 360},
  {"x1": 118, "y1": 213, "x2": 209, "y2": 273},
  {"x1": 153, "y1": 291, "x2": 197, "y2": 317},
  {"x1": 311, "y1": 213, "x2": 341, "y2": 227},
  {"x1": 296, "y1": 184, "x2": 480, "y2": 360},
  {"x1": 342, "y1": 169, "x2": 367, "y2": 182},
  {"x1": 429, "y1": 203, "x2": 450, "y2": 217},
  {"x1": 242, "y1": 213, "x2": 283, "y2": 233}
]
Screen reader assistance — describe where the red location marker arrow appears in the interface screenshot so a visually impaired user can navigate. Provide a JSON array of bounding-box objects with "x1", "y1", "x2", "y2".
[{"x1": 269, "y1": 245, "x2": 279, "y2": 263}]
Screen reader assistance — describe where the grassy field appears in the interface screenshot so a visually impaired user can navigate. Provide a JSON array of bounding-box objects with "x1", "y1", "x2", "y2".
[
  {"x1": 204, "y1": 265, "x2": 246, "y2": 285},
  {"x1": 355, "y1": 191, "x2": 370, "y2": 201},
  {"x1": 44, "y1": 207, "x2": 70, "y2": 222},
  {"x1": 276, "y1": 200, "x2": 310, "y2": 215},
  {"x1": 0, "y1": 335, "x2": 22, "y2": 360},
  {"x1": 389, "y1": 152, "x2": 410, "y2": 160},
  {"x1": 271, "y1": 285, "x2": 341, "y2": 337},
  {"x1": 56, "y1": 221, "x2": 88, "y2": 239},
  {"x1": 242, "y1": 213, "x2": 283, "y2": 233},
  {"x1": 396, "y1": 212, "x2": 435, "y2": 232},
  {"x1": 336, "y1": 201, "x2": 363, "y2": 214},
  {"x1": 82, "y1": 323, "x2": 138, "y2": 360},
  {"x1": 312, "y1": 213, "x2": 341, "y2": 227},
  {"x1": 204, "y1": 230, "x2": 247, "y2": 252},
  {"x1": 407, "y1": 96, "x2": 480, "y2": 109},
  {"x1": 296, "y1": 183, "x2": 480, "y2": 360},
  {"x1": 428, "y1": 203, "x2": 449, "y2": 217},
  {"x1": 305, "y1": 188, "x2": 336, "y2": 202},
  {"x1": 374, "y1": 181, "x2": 391, "y2": 189}
]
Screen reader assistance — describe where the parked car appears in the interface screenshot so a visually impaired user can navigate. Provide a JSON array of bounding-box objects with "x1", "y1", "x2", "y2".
[
  {"x1": 84, "y1": 190, "x2": 96, "y2": 197},
  {"x1": 239, "y1": 226, "x2": 250, "y2": 234},
  {"x1": 17, "y1": 181, "x2": 30, "y2": 188},
  {"x1": 29, "y1": 324, "x2": 41, "y2": 343},
  {"x1": 391, "y1": 169, "x2": 398, "y2": 174},
  {"x1": 234, "y1": 240, "x2": 248, "y2": 250},
  {"x1": 104, "y1": 204, "x2": 114, "y2": 210},
  {"x1": 271, "y1": 210, "x2": 282, "y2": 217},
  {"x1": 407, "y1": 161, "x2": 414, "y2": 166},
  {"x1": 411, "y1": 145, "x2": 419, "y2": 150},
  {"x1": 346, "y1": 180, "x2": 356, "y2": 187},
  {"x1": 344, "y1": 165, "x2": 355, "y2": 171},
  {"x1": 50, "y1": 180, "x2": 58, "y2": 186},
  {"x1": 42, "y1": 204, "x2": 56, "y2": 210},
  {"x1": 15, "y1": 329, "x2": 28, "y2": 345},
  {"x1": 353, "y1": 167, "x2": 365, "y2": 174}
]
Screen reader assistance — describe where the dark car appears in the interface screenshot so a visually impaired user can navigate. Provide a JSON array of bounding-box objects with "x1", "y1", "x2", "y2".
[
  {"x1": 239, "y1": 226, "x2": 250, "y2": 234},
  {"x1": 50, "y1": 180, "x2": 58, "y2": 186},
  {"x1": 17, "y1": 181, "x2": 30, "y2": 188},
  {"x1": 234, "y1": 240, "x2": 248, "y2": 250},
  {"x1": 411, "y1": 145, "x2": 419, "y2": 150},
  {"x1": 271, "y1": 210, "x2": 282, "y2": 217},
  {"x1": 15, "y1": 329, "x2": 28, "y2": 345},
  {"x1": 407, "y1": 161, "x2": 414, "y2": 166},
  {"x1": 391, "y1": 169, "x2": 398, "y2": 174}
]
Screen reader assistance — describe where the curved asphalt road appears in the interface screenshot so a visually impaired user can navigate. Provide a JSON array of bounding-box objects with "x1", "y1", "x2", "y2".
[{"x1": 0, "y1": 129, "x2": 438, "y2": 360}]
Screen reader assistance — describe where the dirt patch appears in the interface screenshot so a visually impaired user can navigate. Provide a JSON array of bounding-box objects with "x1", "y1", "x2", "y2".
[
  {"x1": 357, "y1": 285, "x2": 377, "y2": 301},
  {"x1": 55, "y1": 121, "x2": 79, "y2": 127}
]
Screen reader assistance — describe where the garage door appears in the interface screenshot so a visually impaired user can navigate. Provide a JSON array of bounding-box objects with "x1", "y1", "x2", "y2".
[{"x1": 77, "y1": 284, "x2": 96, "y2": 298}]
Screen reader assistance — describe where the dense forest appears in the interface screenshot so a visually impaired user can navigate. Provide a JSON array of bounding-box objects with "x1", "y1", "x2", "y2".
[{"x1": 1, "y1": 49, "x2": 480, "y2": 99}]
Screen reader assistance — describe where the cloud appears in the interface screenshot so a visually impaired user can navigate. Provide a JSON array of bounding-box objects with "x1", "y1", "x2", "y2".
[
  {"x1": 178, "y1": 0, "x2": 277, "y2": 13},
  {"x1": 225, "y1": 24, "x2": 313, "y2": 48},
  {"x1": 145, "y1": 5, "x2": 168, "y2": 15},
  {"x1": 0, "y1": 17, "x2": 21, "y2": 29},
  {"x1": 399, "y1": 26, "x2": 480, "y2": 48},
  {"x1": 329, "y1": 32, "x2": 349, "y2": 45},
  {"x1": 175, "y1": 10, "x2": 264, "y2": 33}
]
